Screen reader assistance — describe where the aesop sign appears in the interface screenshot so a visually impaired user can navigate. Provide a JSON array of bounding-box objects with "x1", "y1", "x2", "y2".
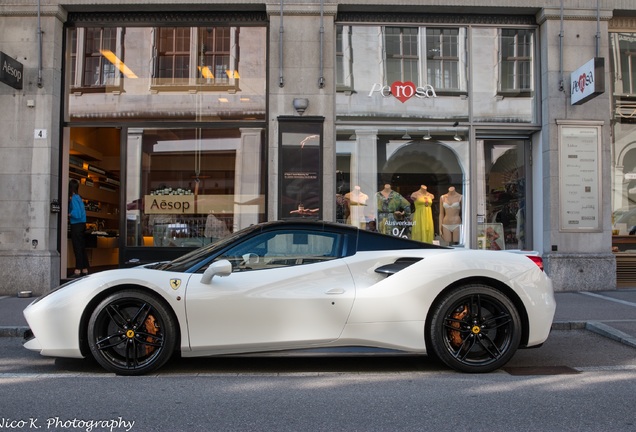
[{"x1": 0, "y1": 52, "x2": 23, "y2": 90}]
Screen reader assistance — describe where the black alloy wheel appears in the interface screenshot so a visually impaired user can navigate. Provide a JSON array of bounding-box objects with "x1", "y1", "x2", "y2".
[
  {"x1": 428, "y1": 284, "x2": 521, "y2": 373},
  {"x1": 87, "y1": 290, "x2": 177, "y2": 375}
]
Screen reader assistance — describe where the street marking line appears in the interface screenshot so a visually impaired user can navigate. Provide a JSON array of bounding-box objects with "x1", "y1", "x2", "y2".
[{"x1": 581, "y1": 291, "x2": 636, "y2": 308}]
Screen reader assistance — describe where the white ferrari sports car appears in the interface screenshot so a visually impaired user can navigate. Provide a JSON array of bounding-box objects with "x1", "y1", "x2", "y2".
[{"x1": 23, "y1": 221, "x2": 555, "y2": 375}]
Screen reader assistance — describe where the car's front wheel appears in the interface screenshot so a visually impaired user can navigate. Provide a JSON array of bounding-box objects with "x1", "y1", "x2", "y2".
[
  {"x1": 87, "y1": 290, "x2": 177, "y2": 375},
  {"x1": 428, "y1": 285, "x2": 521, "y2": 373}
]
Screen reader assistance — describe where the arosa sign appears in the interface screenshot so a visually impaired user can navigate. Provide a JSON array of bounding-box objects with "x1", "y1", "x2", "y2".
[
  {"x1": 570, "y1": 57, "x2": 604, "y2": 106},
  {"x1": 0, "y1": 52, "x2": 23, "y2": 90},
  {"x1": 369, "y1": 81, "x2": 437, "y2": 103}
]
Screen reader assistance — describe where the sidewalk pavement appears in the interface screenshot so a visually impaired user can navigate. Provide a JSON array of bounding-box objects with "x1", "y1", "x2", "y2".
[{"x1": 1, "y1": 289, "x2": 636, "y2": 348}]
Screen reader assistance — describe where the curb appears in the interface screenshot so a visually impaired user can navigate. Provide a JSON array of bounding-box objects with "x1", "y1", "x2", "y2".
[
  {"x1": 586, "y1": 321, "x2": 636, "y2": 349},
  {"x1": 551, "y1": 321, "x2": 586, "y2": 330}
]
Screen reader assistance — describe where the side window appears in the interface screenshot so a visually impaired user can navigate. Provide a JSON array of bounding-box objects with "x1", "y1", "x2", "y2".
[{"x1": 216, "y1": 230, "x2": 341, "y2": 271}]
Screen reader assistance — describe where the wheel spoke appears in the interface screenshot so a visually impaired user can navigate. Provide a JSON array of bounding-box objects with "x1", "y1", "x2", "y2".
[
  {"x1": 482, "y1": 313, "x2": 512, "y2": 330},
  {"x1": 95, "y1": 333, "x2": 126, "y2": 350},
  {"x1": 476, "y1": 333, "x2": 504, "y2": 359},
  {"x1": 130, "y1": 303, "x2": 152, "y2": 329},
  {"x1": 452, "y1": 335, "x2": 477, "y2": 361},
  {"x1": 125, "y1": 339, "x2": 139, "y2": 369},
  {"x1": 136, "y1": 331, "x2": 164, "y2": 347},
  {"x1": 105, "y1": 304, "x2": 128, "y2": 329}
]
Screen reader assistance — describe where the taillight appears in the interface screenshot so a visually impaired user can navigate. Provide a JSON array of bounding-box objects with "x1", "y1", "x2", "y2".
[{"x1": 526, "y1": 255, "x2": 544, "y2": 271}]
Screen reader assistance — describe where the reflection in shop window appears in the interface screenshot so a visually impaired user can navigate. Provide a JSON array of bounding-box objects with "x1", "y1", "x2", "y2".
[
  {"x1": 68, "y1": 27, "x2": 121, "y2": 89},
  {"x1": 153, "y1": 26, "x2": 238, "y2": 89}
]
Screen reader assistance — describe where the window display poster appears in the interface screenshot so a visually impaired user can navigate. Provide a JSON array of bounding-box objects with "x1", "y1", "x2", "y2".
[
  {"x1": 280, "y1": 132, "x2": 322, "y2": 220},
  {"x1": 559, "y1": 124, "x2": 601, "y2": 231}
]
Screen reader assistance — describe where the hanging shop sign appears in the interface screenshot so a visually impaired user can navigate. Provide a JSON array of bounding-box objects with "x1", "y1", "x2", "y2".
[
  {"x1": 0, "y1": 52, "x2": 23, "y2": 90},
  {"x1": 570, "y1": 57, "x2": 604, "y2": 106},
  {"x1": 368, "y1": 81, "x2": 437, "y2": 103}
]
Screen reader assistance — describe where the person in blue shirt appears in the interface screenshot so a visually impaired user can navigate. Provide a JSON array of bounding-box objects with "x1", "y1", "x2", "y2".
[{"x1": 69, "y1": 179, "x2": 89, "y2": 277}]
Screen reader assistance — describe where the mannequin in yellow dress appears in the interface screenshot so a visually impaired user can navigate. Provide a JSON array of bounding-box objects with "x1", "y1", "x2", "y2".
[{"x1": 410, "y1": 185, "x2": 434, "y2": 243}]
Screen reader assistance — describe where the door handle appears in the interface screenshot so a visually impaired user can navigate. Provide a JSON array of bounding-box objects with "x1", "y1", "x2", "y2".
[{"x1": 325, "y1": 288, "x2": 345, "y2": 295}]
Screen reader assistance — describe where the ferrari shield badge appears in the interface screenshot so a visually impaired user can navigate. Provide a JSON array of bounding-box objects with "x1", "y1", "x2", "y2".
[{"x1": 169, "y1": 279, "x2": 181, "y2": 290}]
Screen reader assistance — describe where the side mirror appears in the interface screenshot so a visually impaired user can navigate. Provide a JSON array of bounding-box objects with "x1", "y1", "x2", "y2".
[{"x1": 200, "y1": 259, "x2": 232, "y2": 284}]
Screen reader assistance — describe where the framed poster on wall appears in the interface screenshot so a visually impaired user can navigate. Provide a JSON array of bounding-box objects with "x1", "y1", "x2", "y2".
[
  {"x1": 278, "y1": 117, "x2": 324, "y2": 220},
  {"x1": 557, "y1": 120, "x2": 603, "y2": 232}
]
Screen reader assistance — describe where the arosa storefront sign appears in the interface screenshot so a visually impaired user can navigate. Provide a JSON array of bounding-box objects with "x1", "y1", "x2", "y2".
[
  {"x1": 570, "y1": 57, "x2": 604, "y2": 106},
  {"x1": 0, "y1": 52, "x2": 23, "y2": 90},
  {"x1": 369, "y1": 81, "x2": 437, "y2": 103}
]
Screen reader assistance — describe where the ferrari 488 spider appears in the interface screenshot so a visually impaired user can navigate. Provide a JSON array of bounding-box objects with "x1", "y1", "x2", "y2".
[{"x1": 23, "y1": 221, "x2": 555, "y2": 375}]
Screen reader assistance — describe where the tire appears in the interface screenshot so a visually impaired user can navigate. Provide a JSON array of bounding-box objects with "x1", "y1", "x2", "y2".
[
  {"x1": 87, "y1": 290, "x2": 177, "y2": 375},
  {"x1": 428, "y1": 284, "x2": 521, "y2": 373}
]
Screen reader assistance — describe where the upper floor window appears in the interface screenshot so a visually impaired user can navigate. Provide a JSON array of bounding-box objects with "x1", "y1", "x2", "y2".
[
  {"x1": 336, "y1": 25, "x2": 353, "y2": 90},
  {"x1": 499, "y1": 29, "x2": 533, "y2": 95},
  {"x1": 384, "y1": 27, "x2": 419, "y2": 84},
  {"x1": 610, "y1": 33, "x2": 636, "y2": 96},
  {"x1": 153, "y1": 26, "x2": 239, "y2": 90},
  {"x1": 426, "y1": 28, "x2": 463, "y2": 92}
]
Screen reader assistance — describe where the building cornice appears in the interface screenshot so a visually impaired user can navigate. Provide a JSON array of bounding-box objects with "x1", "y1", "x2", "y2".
[
  {"x1": 0, "y1": 5, "x2": 67, "y2": 21},
  {"x1": 536, "y1": 8, "x2": 613, "y2": 25}
]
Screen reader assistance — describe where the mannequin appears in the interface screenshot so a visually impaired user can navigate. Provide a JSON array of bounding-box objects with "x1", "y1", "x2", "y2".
[
  {"x1": 376, "y1": 184, "x2": 411, "y2": 235},
  {"x1": 410, "y1": 185, "x2": 435, "y2": 243},
  {"x1": 345, "y1": 186, "x2": 369, "y2": 228},
  {"x1": 439, "y1": 186, "x2": 462, "y2": 244}
]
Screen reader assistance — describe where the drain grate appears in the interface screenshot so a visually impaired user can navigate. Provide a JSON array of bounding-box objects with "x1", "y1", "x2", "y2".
[{"x1": 503, "y1": 365, "x2": 580, "y2": 376}]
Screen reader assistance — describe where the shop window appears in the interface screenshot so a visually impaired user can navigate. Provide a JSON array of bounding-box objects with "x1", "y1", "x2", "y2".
[
  {"x1": 125, "y1": 127, "x2": 265, "y2": 249},
  {"x1": 68, "y1": 27, "x2": 122, "y2": 92},
  {"x1": 152, "y1": 26, "x2": 239, "y2": 90},
  {"x1": 498, "y1": 29, "x2": 533, "y2": 96},
  {"x1": 426, "y1": 28, "x2": 463, "y2": 92},
  {"x1": 336, "y1": 25, "x2": 353, "y2": 91},
  {"x1": 384, "y1": 27, "x2": 419, "y2": 84},
  {"x1": 335, "y1": 130, "x2": 468, "y2": 246}
]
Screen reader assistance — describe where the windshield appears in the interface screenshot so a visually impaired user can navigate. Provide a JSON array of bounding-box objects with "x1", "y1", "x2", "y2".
[{"x1": 157, "y1": 224, "x2": 261, "y2": 272}]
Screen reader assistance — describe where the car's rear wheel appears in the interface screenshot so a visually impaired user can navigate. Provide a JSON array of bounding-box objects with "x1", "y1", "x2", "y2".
[
  {"x1": 87, "y1": 290, "x2": 177, "y2": 375},
  {"x1": 428, "y1": 284, "x2": 521, "y2": 373}
]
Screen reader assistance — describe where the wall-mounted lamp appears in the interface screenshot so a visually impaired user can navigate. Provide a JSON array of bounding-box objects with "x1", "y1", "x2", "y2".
[
  {"x1": 452, "y1": 122, "x2": 462, "y2": 141},
  {"x1": 402, "y1": 130, "x2": 411, "y2": 140},
  {"x1": 422, "y1": 130, "x2": 432, "y2": 140},
  {"x1": 293, "y1": 98, "x2": 309, "y2": 115}
]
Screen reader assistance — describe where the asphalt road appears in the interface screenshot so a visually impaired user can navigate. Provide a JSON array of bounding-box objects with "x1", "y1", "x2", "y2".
[{"x1": 1, "y1": 330, "x2": 635, "y2": 432}]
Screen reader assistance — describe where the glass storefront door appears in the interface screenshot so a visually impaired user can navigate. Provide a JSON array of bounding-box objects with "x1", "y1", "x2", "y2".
[{"x1": 476, "y1": 139, "x2": 531, "y2": 250}]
